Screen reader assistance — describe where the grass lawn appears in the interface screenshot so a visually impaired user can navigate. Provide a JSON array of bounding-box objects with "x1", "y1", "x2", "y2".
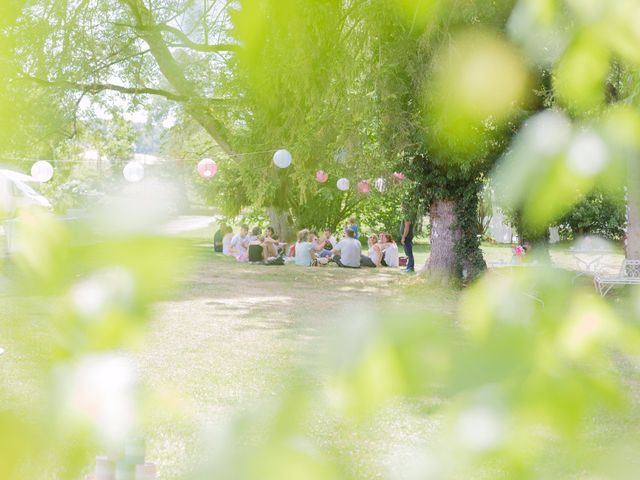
[
  {"x1": 0, "y1": 235, "x2": 632, "y2": 479},
  {"x1": 130, "y1": 252, "x2": 459, "y2": 478},
  {"x1": 117, "y1": 244, "x2": 632, "y2": 478}
]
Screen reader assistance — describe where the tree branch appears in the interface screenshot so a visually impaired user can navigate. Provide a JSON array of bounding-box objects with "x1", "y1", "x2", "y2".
[
  {"x1": 22, "y1": 74, "x2": 187, "y2": 102},
  {"x1": 118, "y1": 0, "x2": 235, "y2": 155},
  {"x1": 148, "y1": 24, "x2": 238, "y2": 53}
]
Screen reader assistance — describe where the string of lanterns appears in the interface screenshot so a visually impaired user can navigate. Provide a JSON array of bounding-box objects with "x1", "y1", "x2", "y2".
[
  {"x1": 194, "y1": 148, "x2": 405, "y2": 193},
  {"x1": 27, "y1": 149, "x2": 405, "y2": 192},
  {"x1": 28, "y1": 159, "x2": 147, "y2": 183}
]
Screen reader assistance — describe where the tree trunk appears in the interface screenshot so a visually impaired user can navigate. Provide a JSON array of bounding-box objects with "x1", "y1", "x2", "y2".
[
  {"x1": 626, "y1": 158, "x2": 640, "y2": 259},
  {"x1": 425, "y1": 199, "x2": 460, "y2": 282},
  {"x1": 267, "y1": 207, "x2": 293, "y2": 243}
]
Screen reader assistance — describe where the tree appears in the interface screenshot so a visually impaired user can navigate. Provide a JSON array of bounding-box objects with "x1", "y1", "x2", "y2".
[
  {"x1": 0, "y1": 0, "x2": 71, "y2": 163},
  {"x1": 8, "y1": 0, "x2": 402, "y2": 240},
  {"x1": 351, "y1": 1, "x2": 527, "y2": 282},
  {"x1": 557, "y1": 190, "x2": 626, "y2": 241},
  {"x1": 7, "y1": 0, "x2": 236, "y2": 149},
  {"x1": 493, "y1": 2, "x2": 640, "y2": 264}
]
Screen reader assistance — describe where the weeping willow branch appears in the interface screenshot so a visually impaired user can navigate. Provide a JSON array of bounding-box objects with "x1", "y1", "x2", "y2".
[{"x1": 22, "y1": 74, "x2": 187, "y2": 102}]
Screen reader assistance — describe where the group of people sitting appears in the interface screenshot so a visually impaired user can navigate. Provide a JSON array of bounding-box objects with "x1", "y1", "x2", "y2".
[
  {"x1": 293, "y1": 228, "x2": 399, "y2": 268},
  {"x1": 213, "y1": 217, "x2": 401, "y2": 269},
  {"x1": 214, "y1": 224, "x2": 286, "y2": 264}
]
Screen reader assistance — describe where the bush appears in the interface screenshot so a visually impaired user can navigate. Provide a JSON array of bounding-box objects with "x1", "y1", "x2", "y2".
[
  {"x1": 557, "y1": 190, "x2": 626, "y2": 241},
  {"x1": 42, "y1": 178, "x2": 104, "y2": 214}
]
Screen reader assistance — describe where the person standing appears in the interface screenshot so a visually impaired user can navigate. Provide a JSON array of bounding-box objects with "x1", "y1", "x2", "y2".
[
  {"x1": 400, "y1": 210, "x2": 415, "y2": 273},
  {"x1": 347, "y1": 216, "x2": 359, "y2": 239}
]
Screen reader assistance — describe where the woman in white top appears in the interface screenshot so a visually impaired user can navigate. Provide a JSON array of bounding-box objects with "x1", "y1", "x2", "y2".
[
  {"x1": 367, "y1": 233, "x2": 383, "y2": 267},
  {"x1": 381, "y1": 233, "x2": 399, "y2": 267},
  {"x1": 294, "y1": 229, "x2": 317, "y2": 267}
]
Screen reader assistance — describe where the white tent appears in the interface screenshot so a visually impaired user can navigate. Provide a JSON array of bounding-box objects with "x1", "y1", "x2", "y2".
[{"x1": 0, "y1": 168, "x2": 52, "y2": 212}]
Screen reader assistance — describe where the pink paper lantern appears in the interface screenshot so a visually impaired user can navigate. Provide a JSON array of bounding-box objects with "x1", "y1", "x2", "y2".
[
  {"x1": 393, "y1": 172, "x2": 406, "y2": 181},
  {"x1": 316, "y1": 170, "x2": 329, "y2": 183},
  {"x1": 357, "y1": 180, "x2": 370, "y2": 193},
  {"x1": 197, "y1": 158, "x2": 218, "y2": 178}
]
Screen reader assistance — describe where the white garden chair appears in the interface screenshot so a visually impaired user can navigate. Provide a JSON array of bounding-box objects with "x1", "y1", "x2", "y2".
[{"x1": 594, "y1": 260, "x2": 640, "y2": 296}]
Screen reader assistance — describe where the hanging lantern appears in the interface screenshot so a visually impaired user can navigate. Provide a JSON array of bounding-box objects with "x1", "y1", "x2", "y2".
[
  {"x1": 316, "y1": 170, "x2": 329, "y2": 183},
  {"x1": 123, "y1": 161, "x2": 145, "y2": 183},
  {"x1": 375, "y1": 177, "x2": 386, "y2": 192},
  {"x1": 197, "y1": 158, "x2": 218, "y2": 178},
  {"x1": 357, "y1": 180, "x2": 370, "y2": 193},
  {"x1": 393, "y1": 172, "x2": 406, "y2": 182},
  {"x1": 337, "y1": 178, "x2": 350, "y2": 191},
  {"x1": 31, "y1": 160, "x2": 54, "y2": 183},
  {"x1": 273, "y1": 149, "x2": 292, "y2": 168}
]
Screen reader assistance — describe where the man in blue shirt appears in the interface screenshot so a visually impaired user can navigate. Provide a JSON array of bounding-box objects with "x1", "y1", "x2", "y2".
[{"x1": 348, "y1": 216, "x2": 359, "y2": 239}]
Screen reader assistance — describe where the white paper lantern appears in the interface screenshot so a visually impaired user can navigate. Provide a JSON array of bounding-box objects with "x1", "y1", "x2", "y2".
[
  {"x1": 337, "y1": 178, "x2": 350, "y2": 191},
  {"x1": 123, "y1": 161, "x2": 145, "y2": 183},
  {"x1": 31, "y1": 160, "x2": 54, "y2": 183},
  {"x1": 375, "y1": 177, "x2": 386, "y2": 192},
  {"x1": 334, "y1": 148, "x2": 348, "y2": 163},
  {"x1": 273, "y1": 149, "x2": 292, "y2": 168},
  {"x1": 197, "y1": 158, "x2": 218, "y2": 178}
]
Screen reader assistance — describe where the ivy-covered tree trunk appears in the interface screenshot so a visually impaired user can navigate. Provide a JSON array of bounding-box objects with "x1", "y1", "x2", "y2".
[
  {"x1": 421, "y1": 169, "x2": 487, "y2": 283},
  {"x1": 457, "y1": 188, "x2": 487, "y2": 282},
  {"x1": 626, "y1": 159, "x2": 640, "y2": 260},
  {"x1": 425, "y1": 199, "x2": 459, "y2": 281}
]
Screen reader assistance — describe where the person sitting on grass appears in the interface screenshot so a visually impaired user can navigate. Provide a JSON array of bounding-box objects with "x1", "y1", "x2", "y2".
[
  {"x1": 361, "y1": 233, "x2": 382, "y2": 268},
  {"x1": 222, "y1": 225, "x2": 234, "y2": 256},
  {"x1": 380, "y1": 233, "x2": 399, "y2": 268},
  {"x1": 310, "y1": 230, "x2": 327, "y2": 253},
  {"x1": 248, "y1": 227, "x2": 265, "y2": 263},
  {"x1": 318, "y1": 228, "x2": 336, "y2": 258},
  {"x1": 295, "y1": 229, "x2": 317, "y2": 267},
  {"x1": 230, "y1": 224, "x2": 250, "y2": 262},
  {"x1": 213, "y1": 222, "x2": 227, "y2": 253},
  {"x1": 262, "y1": 226, "x2": 281, "y2": 258},
  {"x1": 332, "y1": 228, "x2": 361, "y2": 268}
]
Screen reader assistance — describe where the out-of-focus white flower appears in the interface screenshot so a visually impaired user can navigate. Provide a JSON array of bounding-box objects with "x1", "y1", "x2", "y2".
[
  {"x1": 59, "y1": 355, "x2": 137, "y2": 443},
  {"x1": 456, "y1": 405, "x2": 505, "y2": 452},
  {"x1": 522, "y1": 110, "x2": 572, "y2": 156},
  {"x1": 384, "y1": 445, "x2": 441, "y2": 480},
  {"x1": 567, "y1": 130, "x2": 609, "y2": 176},
  {"x1": 70, "y1": 267, "x2": 135, "y2": 319}
]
